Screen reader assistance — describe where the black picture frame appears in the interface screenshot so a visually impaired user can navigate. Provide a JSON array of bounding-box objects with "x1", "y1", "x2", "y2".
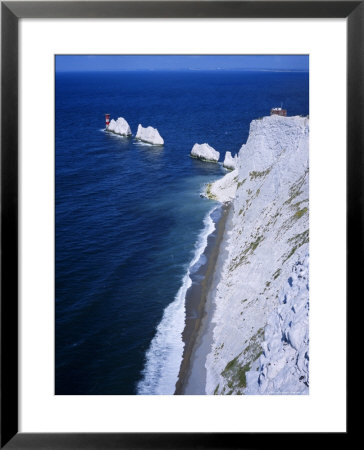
[{"x1": 1, "y1": 1, "x2": 356, "y2": 448}]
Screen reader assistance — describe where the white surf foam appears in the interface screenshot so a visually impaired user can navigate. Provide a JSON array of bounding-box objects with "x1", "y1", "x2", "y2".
[
  {"x1": 103, "y1": 129, "x2": 132, "y2": 139},
  {"x1": 133, "y1": 140, "x2": 154, "y2": 147},
  {"x1": 136, "y1": 206, "x2": 218, "y2": 395}
]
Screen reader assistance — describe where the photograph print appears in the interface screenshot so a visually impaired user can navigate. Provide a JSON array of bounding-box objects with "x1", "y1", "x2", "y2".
[{"x1": 55, "y1": 55, "x2": 309, "y2": 395}]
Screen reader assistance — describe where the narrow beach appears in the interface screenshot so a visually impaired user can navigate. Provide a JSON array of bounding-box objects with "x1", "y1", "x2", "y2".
[{"x1": 175, "y1": 202, "x2": 232, "y2": 394}]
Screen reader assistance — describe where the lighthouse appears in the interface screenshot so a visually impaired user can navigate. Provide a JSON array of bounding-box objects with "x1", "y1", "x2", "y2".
[{"x1": 105, "y1": 113, "x2": 111, "y2": 129}]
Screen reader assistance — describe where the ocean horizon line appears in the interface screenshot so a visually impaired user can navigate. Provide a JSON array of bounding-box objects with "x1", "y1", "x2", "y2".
[{"x1": 55, "y1": 68, "x2": 309, "y2": 74}]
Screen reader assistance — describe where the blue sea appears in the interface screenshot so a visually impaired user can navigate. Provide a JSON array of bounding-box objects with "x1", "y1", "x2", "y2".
[{"x1": 55, "y1": 70, "x2": 309, "y2": 394}]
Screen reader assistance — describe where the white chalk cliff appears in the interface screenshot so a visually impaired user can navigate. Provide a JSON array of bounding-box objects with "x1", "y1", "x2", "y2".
[
  {"x1": 190, "y1": 143, "x2": 220, "y2": 163},
  {"x1": 107, "y1": 117, "x2": 132, "y2": 136},
  {"x1": 206, "y1": 169, "x2": 238, "y2": 203},
  {"x1": 245, "y1": 253, "x2": 309, "y2": 394},
  {"x1": 223, "y1": 151, "x2": 238, "y2": 170},
  {"x1": 205, "y1": 115, "x2": 309, "y2": 395},
  {"x1": 136, "y1": 124, "x2": 164, "y2": 145}
]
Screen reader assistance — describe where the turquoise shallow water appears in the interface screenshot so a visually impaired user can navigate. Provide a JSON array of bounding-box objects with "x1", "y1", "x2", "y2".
[{"x1": 55, "y1": 70, "x2": 309, "y2": 394}]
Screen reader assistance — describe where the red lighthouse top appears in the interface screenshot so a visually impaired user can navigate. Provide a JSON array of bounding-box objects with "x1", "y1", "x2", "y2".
[{"x1": 105, "y1": 114, "x2": 111, "y2": 128}]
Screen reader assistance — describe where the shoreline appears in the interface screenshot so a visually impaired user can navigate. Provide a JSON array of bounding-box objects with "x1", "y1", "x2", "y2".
[{"x1": 174, "y1": 202, "x2": 232, "y2": 395}]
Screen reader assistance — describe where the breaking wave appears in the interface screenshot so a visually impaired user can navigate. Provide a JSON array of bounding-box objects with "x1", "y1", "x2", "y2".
[{"x1": 136, "y1": 206, "x2": 218, "y2": 395}]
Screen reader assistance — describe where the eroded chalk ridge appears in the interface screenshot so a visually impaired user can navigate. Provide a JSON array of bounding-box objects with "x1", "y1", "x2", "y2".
[
  {"x1": 204, "y1": 115, "x2": 309, "y2": 395},
  {"x1": 245, "y1": 252, "x2": 309, "y2": 394}
]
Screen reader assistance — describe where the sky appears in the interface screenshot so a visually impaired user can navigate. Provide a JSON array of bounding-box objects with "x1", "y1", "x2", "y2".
[{"x1": 55, "y1": 55, "x2": 308, "y2": 72}]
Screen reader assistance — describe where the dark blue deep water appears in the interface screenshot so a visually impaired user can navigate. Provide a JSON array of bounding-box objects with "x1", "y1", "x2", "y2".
[{"x1": 55, "y1": 70, "x2": 309, "y2": 394}]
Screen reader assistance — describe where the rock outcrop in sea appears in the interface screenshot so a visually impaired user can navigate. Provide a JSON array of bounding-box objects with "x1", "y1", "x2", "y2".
[
  {"x1": 107, "y1": 117, "x2": 132, "y2": 136},
  {"x1": 223, "y1": 151, "x2": 238, "y2": 170},
  {"x1": 190, "y1": 143, "x2": 220, "y2": 163},
  {"x1": 205, "y1": 115, "x2": 309, "y2": 395},
  {"x1": 135, "y1": 124, "x2": 164, "y2": 145}
]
